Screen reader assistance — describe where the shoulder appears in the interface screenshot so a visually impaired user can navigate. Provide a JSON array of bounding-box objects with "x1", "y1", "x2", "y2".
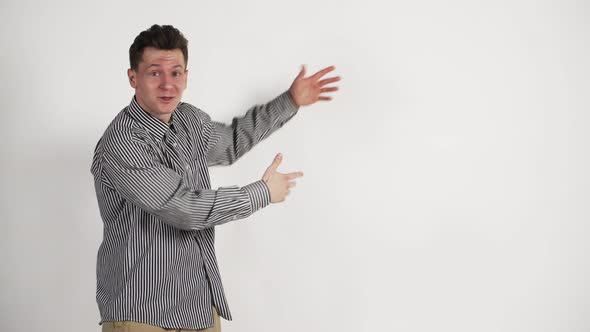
[
  {"x1": 102, "y1": 109, "x2": 141, "y2": 147},
  {"x1": 91, "y1": 106, "x2": 160, "y2": 179},
  {"x1": 94, "y1": 107, "x2": 154, "y2": 161},
  {"x1": 176, "y1": 102, "x2": 212, "y2": 126},
  {"x1": 91, "y1": 108, "x2": 132, "y2": 177}
]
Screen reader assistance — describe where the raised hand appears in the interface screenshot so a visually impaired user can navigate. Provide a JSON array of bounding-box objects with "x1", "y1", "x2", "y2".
[
  {"x1": 289, "y1": 65, "x2": 341, "y2": 107},
  {"x1": 262, "y1": 153, "x2": 304, "y2": 203}
]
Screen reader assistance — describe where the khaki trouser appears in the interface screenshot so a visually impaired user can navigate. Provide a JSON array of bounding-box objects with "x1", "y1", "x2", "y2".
[{"x1": 102, "y1": 307, "x2": 221, "y2": 332}]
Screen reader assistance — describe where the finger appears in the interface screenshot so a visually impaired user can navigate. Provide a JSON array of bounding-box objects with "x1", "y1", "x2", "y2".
[
  {"x1": 268, "y1": 153, "x2": 283, "y2": 172},
  {"x1": 319, "y1": 76, "x2": 341, "y2": 86},
  {"x1": 311, "y1": 65, "x2": 336, "y2": 80},
  {"x1": 320, "y1": 87, "x2": 339, "y2": 93},
  {"x1": 318, "y1": 96, "x2": 333, "y2": 101},
  {"x1": 296, "y1": 64, "x2": 306, "y2": 80},
  {"x1": 288, "y1": 181, "x2": 297, "y2": 188},
  {"x1": 285, "y1": 171, "x2": 304, "y2": 180}
]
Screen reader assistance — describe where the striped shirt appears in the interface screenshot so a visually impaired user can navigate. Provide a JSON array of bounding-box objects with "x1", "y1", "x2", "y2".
[{"x1": 90, "y1": 91, "x2": 298, "y2": 329}]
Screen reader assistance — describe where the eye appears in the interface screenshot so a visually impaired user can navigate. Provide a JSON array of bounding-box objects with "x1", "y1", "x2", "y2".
[
  {"x1": 172, "y1": 71, "x2": 182, "y2": 77},
  {"x1": 149, "y1": 71, "x2": 160, "y2": 77}
]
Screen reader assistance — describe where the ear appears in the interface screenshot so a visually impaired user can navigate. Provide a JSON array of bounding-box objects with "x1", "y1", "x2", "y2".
[
  {"x1": 184, "y1": 69, "x2": 189, "y2": 86},
  {"x1": 127, "y1": 68, "x2": 137, "y2": 88}
]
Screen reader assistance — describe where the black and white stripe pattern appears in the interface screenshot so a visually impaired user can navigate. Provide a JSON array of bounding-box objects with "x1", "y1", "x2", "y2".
[{"x1": 91, "y1": 91, "x2": 298, "y2": 330}]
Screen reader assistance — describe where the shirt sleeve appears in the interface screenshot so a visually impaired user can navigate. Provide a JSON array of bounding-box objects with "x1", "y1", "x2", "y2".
[
  {"x1": 203, "y1": 91, "x2": 299, "y2": 166},
  {"x1": 99, "y1": 132, "x2": 271, "y2": 231}
]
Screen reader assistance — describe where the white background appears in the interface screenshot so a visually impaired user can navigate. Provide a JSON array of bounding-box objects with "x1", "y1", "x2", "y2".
[{"x1": 1, "y1": 0, "x2": 589, "y2": 331}]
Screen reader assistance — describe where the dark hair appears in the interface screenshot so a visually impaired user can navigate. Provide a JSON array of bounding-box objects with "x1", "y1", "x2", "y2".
[{"x1": 129, "y1": 24, "x2": 189, "y2": 70}]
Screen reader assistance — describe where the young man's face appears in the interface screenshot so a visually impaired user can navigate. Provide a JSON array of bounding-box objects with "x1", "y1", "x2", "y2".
[{"x1": 127, "y1": 47, "x2": 188, "y2": 123}]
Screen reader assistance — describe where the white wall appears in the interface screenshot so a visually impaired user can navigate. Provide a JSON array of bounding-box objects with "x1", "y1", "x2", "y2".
[{"x1": 1, "y1": 0, "x2": 589, "y2": 331}]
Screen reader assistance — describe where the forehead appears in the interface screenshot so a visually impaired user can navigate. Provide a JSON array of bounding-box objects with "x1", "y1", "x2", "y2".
[{"x1": 139, "y1": 47, "x2": 185, "y2": 68}]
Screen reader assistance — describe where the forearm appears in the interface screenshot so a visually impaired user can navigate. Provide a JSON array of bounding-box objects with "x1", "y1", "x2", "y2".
[
  {"x1": 102, "y1": 151, "x2": 271, "y2": 231},
  {"x1": 206, "y1": 91, "x2": 299, "y2": 166},
  {"x1": 147, "y1": 180, "x2": 270, "y2": 230}
]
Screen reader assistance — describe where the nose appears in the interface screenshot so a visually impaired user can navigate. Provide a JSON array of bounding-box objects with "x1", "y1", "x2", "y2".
[{"x1": 159, "y1": 73, "x2": 173, "y2": 90}]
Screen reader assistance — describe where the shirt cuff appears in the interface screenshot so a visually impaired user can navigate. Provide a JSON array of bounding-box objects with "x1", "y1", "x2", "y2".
[
  {"x1": 242, "y1": 180, "x2": 271, "y2": 214},
  {"x1": 271, "y1": 91, "x2": 299, "y2": 119}
]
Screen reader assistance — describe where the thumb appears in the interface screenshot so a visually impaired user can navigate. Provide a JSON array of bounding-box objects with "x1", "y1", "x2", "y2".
[
  {"x1": 296, "y1": 64, "x2": 306, "y2": 80},
  {"x1": 268, "y1": 153, "x2": 283, "y2": 172}
]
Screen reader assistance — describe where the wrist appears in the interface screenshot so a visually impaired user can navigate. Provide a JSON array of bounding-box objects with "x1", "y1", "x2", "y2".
[
  {"x1": 288, "y1": 89, "x2": 300, "y2": 107},
  {"x1": 243, "y1": 180, "x2": 271, "y2": 212}
]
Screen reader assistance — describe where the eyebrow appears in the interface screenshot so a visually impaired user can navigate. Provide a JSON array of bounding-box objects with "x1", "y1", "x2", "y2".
[{"x1": 147, "y1": 64, "x2": 185, "y2": 69}]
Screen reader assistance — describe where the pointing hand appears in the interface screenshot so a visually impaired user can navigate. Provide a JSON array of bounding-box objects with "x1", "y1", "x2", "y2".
[{"x1": 262, "y1": 153, "x2": 304, "y2": 203}]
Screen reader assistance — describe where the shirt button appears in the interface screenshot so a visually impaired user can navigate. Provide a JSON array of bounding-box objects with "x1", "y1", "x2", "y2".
[
  {"x1": 173, "y1": 143, "x2": 177, "y2": 147},
  {"x1": 186, "y1": 164, "x2": 190, "y2": 170}
]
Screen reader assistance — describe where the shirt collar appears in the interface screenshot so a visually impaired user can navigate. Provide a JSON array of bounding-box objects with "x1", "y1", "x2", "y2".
[{"x1": 126, "y1": 96, "x2": 176, "y2": 142}]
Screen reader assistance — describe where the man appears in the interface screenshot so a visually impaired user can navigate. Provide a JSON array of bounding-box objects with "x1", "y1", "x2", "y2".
[{"x1": 91, "y1": 24, "x2": 340, "y2": 332}]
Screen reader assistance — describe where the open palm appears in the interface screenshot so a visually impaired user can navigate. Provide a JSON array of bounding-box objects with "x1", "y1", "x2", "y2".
[{"x1": 289, "y1": 65, "x2": 341, "y2": 107}]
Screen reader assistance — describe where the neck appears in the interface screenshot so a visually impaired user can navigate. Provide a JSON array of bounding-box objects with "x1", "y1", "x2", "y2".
[
  {"x1": 155, "y1": 114, "x2": 172, "y2": 124},
  {"x1": 135, "y1": 97, "x2": 172, "y2": 124}
]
